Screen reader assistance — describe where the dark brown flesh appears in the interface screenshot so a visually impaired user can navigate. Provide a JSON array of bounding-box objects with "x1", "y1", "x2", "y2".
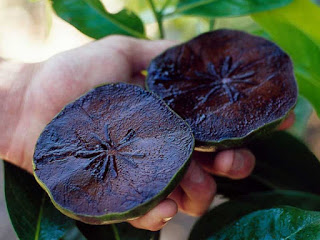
[
  {"x1": 33, "y1": 83, "x2": 194, "y2": 218},
  {"x1": 146, "y1": 29, "x2": 298, "y2": 145}
]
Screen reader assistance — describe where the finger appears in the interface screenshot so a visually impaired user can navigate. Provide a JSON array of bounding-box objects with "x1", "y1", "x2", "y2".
[
  {"x1": 278, "y1": 112, "x2": 295, "y2": 130},
  {"x1": 37, "y1": 36, "x2": 176, "y2": 105},
  {"x1": 195, "y1": 149, "x2": 255, "y2": 180},
  {"x1": 33, "y1": 37, "x2": 176, "y2": 122},
  {"x1": 67, "y1": 35, "x2": 176, "y2": 82},
  {"x1": 169, "y1": 160, "x2": 216, "y2": 216},
  {"x1": 110, "y1": 36, "x2": 177, "y2": 74},
  {"x1": 129, "y1": 199, "x2": 178, "y2": 231}
]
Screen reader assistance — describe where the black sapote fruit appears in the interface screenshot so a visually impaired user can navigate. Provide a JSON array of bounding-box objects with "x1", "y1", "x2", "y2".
[
  {"x1": 33, "y1": 83, "x2": 194, "y2": 224},
  {"x1": 146, "y1": 29, "x2": 298, "y2": 151}
]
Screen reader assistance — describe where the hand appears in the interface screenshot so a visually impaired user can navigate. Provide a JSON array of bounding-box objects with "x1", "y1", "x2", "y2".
[{"x1": 0, "y1": 36, "x2": 294, "y2": 231}]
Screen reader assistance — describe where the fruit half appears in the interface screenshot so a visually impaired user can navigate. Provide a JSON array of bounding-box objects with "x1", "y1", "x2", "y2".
[
  {"x1": 33, "y1": 83, "x2": 194, "y2": 224},
  {"x1": 146, "y1": 29, "x2": 298, "y2": 151}
]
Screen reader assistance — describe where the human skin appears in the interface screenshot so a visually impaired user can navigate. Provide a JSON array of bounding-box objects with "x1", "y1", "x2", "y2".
[{"x1": 0, "y1": 36, "x2": 294, "y2": 231}]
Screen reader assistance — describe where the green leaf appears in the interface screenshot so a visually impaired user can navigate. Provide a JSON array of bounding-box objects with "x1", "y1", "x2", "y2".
[
  {"x1": 174, "y1": 0, "x2": 293, "y2": 17},
  {"x1": 4, "y1": 161, "x2": 84, "y2": 240},
  {"x1": 287, "y1": 96, "x2": 313, "y2": 138},
  {"x1": 209, "y1": 207, "x2": 320, "y2": 240},
  {"x1": 252, "y1": 0, "x2": 320, "y2": 116},
  {"x1": 216, "y1": 131, "x2": 320, "y2": 198},
  {"x1": 189, "y1": 190, "x2": 320, "y2": 240},
  {"x1": 312, "y1": 0, "x2": 320, "y2": 6},
  {"x1": 77, "y1": 222, "x2": 159, "y2": 240},
  {"x1": 52, "y1": 0, "x2": 146, "y2": 39},
  {"x1": 62, "y1": 227, "x2": 87, "y2": 240},
  {"x1": 254, "y1": 0, "x2": 320, "y2": 45}
]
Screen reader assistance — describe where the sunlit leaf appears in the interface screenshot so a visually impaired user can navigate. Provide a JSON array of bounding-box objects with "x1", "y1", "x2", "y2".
[
  {"x1": 253, "y1": 0, "x2": 320, "y2": 116},
  {"x1": 52, "y1": 0, "x2": 146, "y2": 39},
  {"x1": 254, "y1": 0, "x2": 320, "y2": 45}
]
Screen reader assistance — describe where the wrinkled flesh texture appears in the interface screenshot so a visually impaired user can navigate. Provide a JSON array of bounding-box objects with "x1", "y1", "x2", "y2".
[
  {"x1": 34, "y1": 84, "x2": 194, "y2": 216},
  {"x1": 146, "y1": 30, "x2": 298, "y2": 143}
]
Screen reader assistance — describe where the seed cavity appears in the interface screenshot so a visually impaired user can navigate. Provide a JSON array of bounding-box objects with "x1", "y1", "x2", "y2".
[
  {"x1": 154, "y1": 56, "x2": 257, "y2": 108},
  {"x1": 193, "y1": 56, "x2": 256, "y2": 107},
  {"x1": 74, "y1": 124, "x2": 144, "y2": 181}
]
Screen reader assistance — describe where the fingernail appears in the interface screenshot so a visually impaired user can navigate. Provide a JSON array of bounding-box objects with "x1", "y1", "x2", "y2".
[
  {"x1": 162, "y1": 217, "x2": 173, "y2": 223},
  {"x1": 232, "y1": 150, "x2": 246, "y2": 172},
  {"x1": 190, "y1": 165, "x2": 205, "y2": 183}
]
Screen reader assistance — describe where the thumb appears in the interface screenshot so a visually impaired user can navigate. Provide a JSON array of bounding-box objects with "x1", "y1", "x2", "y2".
[{"x1": 109, "y1": 36, "x2": 177, "y2": 75}]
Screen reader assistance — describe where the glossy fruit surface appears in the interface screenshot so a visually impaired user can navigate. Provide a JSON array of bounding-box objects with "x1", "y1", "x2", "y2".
[
  {"x1": 33, "y1": 83, "x2": 194, "y2": 224},
  {"x1": 146, "y1": 29, "x2": 298, "y2": 150}
]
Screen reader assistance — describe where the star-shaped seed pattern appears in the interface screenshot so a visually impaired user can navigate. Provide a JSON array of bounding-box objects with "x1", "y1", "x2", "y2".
[
  {"x1": 194, "y1": 56, "x2": 256, "y2": 107},
  {"x1": 154, "y1": 56, "x2": 256, "y2": 110},
  {"x1": 74, "y1": 124, "x2": 144, "y2": 181}
]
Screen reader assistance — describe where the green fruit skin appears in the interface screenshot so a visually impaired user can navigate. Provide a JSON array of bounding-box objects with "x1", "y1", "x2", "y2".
[
  {"x1": 195, "y1": 118, "x2": 279, "y2": 151},
  {"x1": 195, "y1": 109, "x2": 294, "y2": 152}
]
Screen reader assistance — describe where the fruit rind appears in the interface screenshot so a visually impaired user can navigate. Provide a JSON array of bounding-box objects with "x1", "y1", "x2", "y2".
[
  {"x1": 33, "y1": 83, "x2": 195, "y2": 224},
  {"x1": 146, "y1": 78, "x2": 295, "y2": 152},
  {"x1": 194, "y1": 111, "x2": 294, "y2": 151},
  {"x1": 146, "y1": 29, "x2": 298, "y2": 150},
  {"x1": 33, "y1": 148, "x2": 193, "y2": 224}
]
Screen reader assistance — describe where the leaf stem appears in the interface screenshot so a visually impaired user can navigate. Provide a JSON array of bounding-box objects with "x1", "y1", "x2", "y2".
[
  {"x1": 34, "y1": 194, "x2": 46, "y2": 240},
  {"x1": 209, "y1": 18, "x2": 215, "y2": 30},
  {"x1": 250, "y1": 174, "x2": 278, "y2": 190},
  {"x1": 147, "y1": 0, "x2": 165, "y2": 39},
  {"x1": 111, "y1": 224, "x2": 120, "y2": 240},
  {"x1": 151, "y1": 231, "x2": 161, "y2": 240},
  {"x1": 163, "y1": 0, "x2": 217, "y2": 18},
  {"x1": 160, "y1": 0, "x2": 172, "y2": 13}
]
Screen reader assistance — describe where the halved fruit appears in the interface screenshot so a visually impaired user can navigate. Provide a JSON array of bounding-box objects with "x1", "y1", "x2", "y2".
[
  {"x1": 146, "y1": 29, "x2": 298, "y2": 151},
  {"x1": 33, "y1": 83, "x2": 194, "y2": 224}
]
